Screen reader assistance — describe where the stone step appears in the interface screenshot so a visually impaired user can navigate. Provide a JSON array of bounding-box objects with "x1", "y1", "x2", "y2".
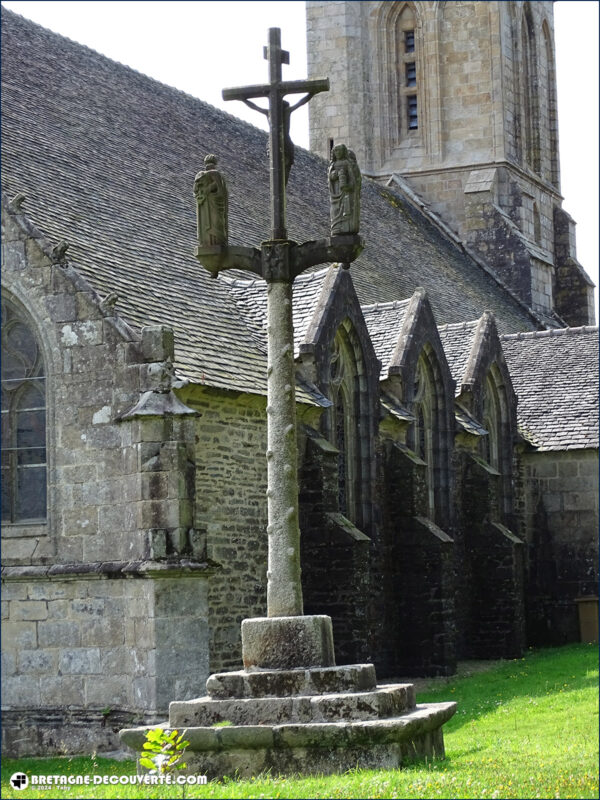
[
  {"x1": 169, "y1": 684, "x2": 416, "y2": 727},
  {"x1": 120, "y1": 701, "x2": 457, "y2": 780},
  {"x1": 205, "y1": 663, "x2": 377, "y2": 699}
]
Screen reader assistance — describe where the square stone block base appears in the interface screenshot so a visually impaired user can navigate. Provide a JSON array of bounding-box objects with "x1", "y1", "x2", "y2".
[{"x1": 242, "y1": 615, "x2": 335, "y2": 670}]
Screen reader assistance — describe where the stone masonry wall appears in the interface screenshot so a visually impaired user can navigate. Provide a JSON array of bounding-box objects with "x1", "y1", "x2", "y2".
[
  {"x1": 375, "y1": 439, "x2": 456, "y2": 678},
  {"x1": 521, "y1": 448, "x2": 599, "y2": 644},
  {"x1": 1, "y1": 205, "x2": 210, "y2": 755},
  {"x1": 553, "y1": 207, "x2": 596, "y2": 327},
  {"x1": 1, "y1": 572, "x2": 210, "y2": 756},
  {"x1": 299, "y1": 431, "x2": 371, "y2": 666},
  {"x1": 181, "y1": 387, "x2": 270, "y2": 675},
  {"x1": 1, "y1": 575, "x2": 156, "y2": 756},
  {"x1": 1, "y1": 206, "x2": 144, "y2": 567}
]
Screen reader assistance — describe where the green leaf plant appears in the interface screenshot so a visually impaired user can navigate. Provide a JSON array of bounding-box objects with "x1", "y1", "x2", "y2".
[{"x1": 139, "y1": 727, "x2": 190, "y2": 796}]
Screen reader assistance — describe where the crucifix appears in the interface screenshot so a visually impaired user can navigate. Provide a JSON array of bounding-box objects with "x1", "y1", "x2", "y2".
[{"x1": 195, "y1": 28, "x2": 363, "y2": 666}]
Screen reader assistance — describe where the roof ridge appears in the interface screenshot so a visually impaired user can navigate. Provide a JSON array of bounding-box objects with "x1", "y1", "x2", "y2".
[
  {"x1": 501, "y1": 325, "x2": 599, "y2": 341},
  {"x1": 221, "y1": 276, "x2": 263, "y2": 289},
  {"x1": 220, "y1": 266, "x2": 332, "y2": 289},
  {"x1": 438, "y1": 319, "x2": 480, "y2": 332},
  {"x1": 293, "y1": 266, "x2": 331, "y2": 284},
  {"x1": 362, "y1": 298, "x2": 411, "y2": 313}
]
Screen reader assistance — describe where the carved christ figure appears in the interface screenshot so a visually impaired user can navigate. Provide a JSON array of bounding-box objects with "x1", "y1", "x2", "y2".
[
  {"x1": 194, "y1": 154, "x2": 228, "y2": 246},
  {"x1": 329, "y1": 144, "x2": 361, "y2": 236}
]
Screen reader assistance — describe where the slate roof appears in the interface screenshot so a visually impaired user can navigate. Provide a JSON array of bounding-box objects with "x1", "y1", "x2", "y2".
[
  {"x1": 225, "y1": 268, "x2": 331, "y2": 357},
  {"x1": 2, "y1": 9, "x2": 541, "y2": 400},
  {"x1": 501, "y1": 327, "x2": 599, "y2": 450},
  {"x1": 437, "y1": 320, "x2": 480, "y2": 393},
  {"x1": 362, "y1": 300, "x2": 411, "y2": 378}
]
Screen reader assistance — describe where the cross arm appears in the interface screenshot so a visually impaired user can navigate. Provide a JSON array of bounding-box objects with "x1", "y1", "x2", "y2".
[
  {"x1": 292, "y1": 235, "x2": 364, "y2": 278},
  {"x1": 222, "y1": 77, "x2": 329, "y2": 103},
  {"x1": 195, "y1": 245, "x2": 262, "y2": 279}
]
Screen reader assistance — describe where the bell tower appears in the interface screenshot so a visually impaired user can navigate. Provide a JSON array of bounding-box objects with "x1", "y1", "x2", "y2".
[{"x1": 307, "y1": 1, "x2": 595, "y2": 326}]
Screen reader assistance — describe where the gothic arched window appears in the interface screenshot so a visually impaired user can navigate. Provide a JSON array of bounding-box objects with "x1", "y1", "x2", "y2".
[
  {"x1": 395, "y1": 3, "x2": 419, "y2": 135},
  {"x1": 521, "y1": 6, "x2": 540, "y2": 173},
  {"x1": 542, "y1": 21, "x2": 559, "y2": 186},
  {"x1": 411, "y1": 354, "x2": 435, "y2": 517},
  {"x1": 480, "y1": 364, "x2": 516, "y2": 522},
  {"x1": 482, "y1": 373, "x2": 500, "y2": 471},
  {"x1": 510, "y1": 5, "x2": 523, "y2": 163},
  {"x1": 326, "y1": 320, "x2": 371, "y2": 527},
  {"x1": 1, "y1": 297, "x2": 47, "y2": 523},
  {"x1": 335, "y1": 388, "x2": 348, "y2": 515},
  {"x1": 533, "y1": 202, "x2": 542, "y2": 245}
]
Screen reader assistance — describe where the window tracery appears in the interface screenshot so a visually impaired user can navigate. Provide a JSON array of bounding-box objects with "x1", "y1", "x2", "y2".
[
  {"x1": 1, "y1": 297, "x2": 47, "y2": 523},
  {"x1": 326, "y1": 321, "x2": 368, "y2": 526},
  {"x1": 521, "y1": 5, "x2": 540, "y2": 174},
  {"x1": 482, "y1": 373, "x2": 500, "y2": 471},
  {"x1": 411, "y1": 354, "x2": 435, "y2": 517}
]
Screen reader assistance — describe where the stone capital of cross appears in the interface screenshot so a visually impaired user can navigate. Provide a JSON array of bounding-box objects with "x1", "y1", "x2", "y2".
[{"x1": 222, "y1": 28, "x2": 329, "y2": 241}]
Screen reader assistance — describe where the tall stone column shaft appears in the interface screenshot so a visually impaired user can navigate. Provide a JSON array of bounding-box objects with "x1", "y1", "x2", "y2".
[{"x1": 266, "y1": 279, "x2": 303, "y2": 617}]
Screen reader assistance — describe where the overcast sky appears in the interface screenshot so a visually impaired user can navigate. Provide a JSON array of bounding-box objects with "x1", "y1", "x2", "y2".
[{"x1": 3, "y1": 1, "x2": 598, "y2": 311}]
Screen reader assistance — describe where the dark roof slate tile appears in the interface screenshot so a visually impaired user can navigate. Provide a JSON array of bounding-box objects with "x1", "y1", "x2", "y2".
[
  {"x1": 501, "y1": 327, "x2": 599, "y2": 450},
  {"x1": 225, "y1": 268, "x2": 331, "y2": 357},
  {"x1": 437, "y1": 320, "x2": 479, "y2": 391},
  {"x1": 362, "y1": 300, "x2": 411, "y2": 378},
  {"x1": 1, "y1": 9, "x2": 541, "y2": 401}
]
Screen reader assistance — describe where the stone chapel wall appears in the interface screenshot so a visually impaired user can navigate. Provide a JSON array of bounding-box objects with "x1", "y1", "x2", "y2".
[
  {"x1": 180, "y1": 388, "x2": 270, "y2": 675},
  {"x1": 1, "y1": 205, "x2": 209, "y2": 756},
  {"x1": 520, "y1": 448, "x2": 599, "y2": 644}
]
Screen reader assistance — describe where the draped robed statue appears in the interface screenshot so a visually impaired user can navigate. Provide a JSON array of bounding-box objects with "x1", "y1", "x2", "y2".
[
  {"x1": 194, "y1": 154, "x2": 228, "y2": 247},
  {"x1": 328, "y1": 144, "x2": 361, "y2": 236}
]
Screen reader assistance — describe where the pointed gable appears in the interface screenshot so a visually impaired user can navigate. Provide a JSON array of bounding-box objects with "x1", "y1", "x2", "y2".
[
  {"x1": 295, "y1": 266, "x2": 380, "y2": 375},
  {"x1": 361, "y1": 299, "x2": 411, "y2": 379},
  {"x1": 438, "y1": 311, "x2": 515, "y2": 404},
  {"x1": 365, "y1": 288, "x2": 454, "y2": 402},
  {"x1": 437, "y1": 320, "x2": 479, "y2": 393},
  {"x1": 438, "y1": 311, "x2": 518, "y2": 460}
]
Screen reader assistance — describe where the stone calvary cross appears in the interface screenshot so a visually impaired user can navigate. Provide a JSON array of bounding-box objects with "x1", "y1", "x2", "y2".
[
  {"x1": 120, "y1": 30, "x2": 456, "y2": 771},
  {"x1": 195, "y1": 28, "x2": 363, "y2": 669}
]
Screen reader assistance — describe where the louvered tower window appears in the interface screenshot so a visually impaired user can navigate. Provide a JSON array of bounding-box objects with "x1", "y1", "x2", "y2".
[{"x1": 395, "y1": 4, "x2": 419, "y2": 134}]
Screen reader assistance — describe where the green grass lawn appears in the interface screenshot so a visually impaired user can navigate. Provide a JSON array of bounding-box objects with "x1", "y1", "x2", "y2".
[{"x1": 2, "y1": 643, "x2": 598, "y2": 799}]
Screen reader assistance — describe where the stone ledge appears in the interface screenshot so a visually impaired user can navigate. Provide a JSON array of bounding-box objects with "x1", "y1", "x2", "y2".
[
  {"x1": 1, "y1": 560, "x2": 213, "y2": 581},
  {"x1": 170, "y1": 684, "x2": 416, "y2": 727},
  {"x1": 120, "y1": 702, "x2": 456, "y2": 752},
  {"x1": 206, "y1": 663, "x2": 377, "y2": 699},
  {"x1": 119, "y1": 702, "x2": 457, "y2": 778}
]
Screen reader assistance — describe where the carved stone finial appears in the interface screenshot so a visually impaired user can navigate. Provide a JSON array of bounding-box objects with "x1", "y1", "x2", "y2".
[
  {"x1": 194, "y1": 155, "x2": 228, "y2": 247},
  {"x1": 100, "y1": 292, "x2": 119, "y2": 313},
  {"x1": 9, "y1": 192, "x2": 26, "y2": 211},
  {"x1": 51, "y1": 240, "x2": 69, "y2": 261},
  {"x1": 329, "y1": 144, "x2": 361, "y2": 236},
  {"x1": 156, "y1": 356, "x2": 176, "y2": 394}
]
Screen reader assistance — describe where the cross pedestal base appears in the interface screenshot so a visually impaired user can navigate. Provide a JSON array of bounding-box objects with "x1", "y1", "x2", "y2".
[{"x1": 241, "y1": 615, "x2": 335, "y2": 670}]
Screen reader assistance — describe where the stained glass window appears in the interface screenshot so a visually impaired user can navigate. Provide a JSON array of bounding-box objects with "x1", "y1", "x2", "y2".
[{"x1": 1, "y1": 298, "x2": 47, "y2": 522}]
